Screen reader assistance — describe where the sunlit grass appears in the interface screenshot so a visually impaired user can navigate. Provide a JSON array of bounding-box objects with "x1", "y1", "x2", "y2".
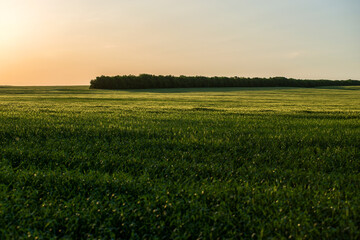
[{"x1": 0, "y1": 86, "x2": 359, "y2": 239}]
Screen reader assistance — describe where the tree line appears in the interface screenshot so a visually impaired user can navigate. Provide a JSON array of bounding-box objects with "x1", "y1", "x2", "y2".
[{"x1": 89, "y1": 74, "x2": 360, "y2": 89}]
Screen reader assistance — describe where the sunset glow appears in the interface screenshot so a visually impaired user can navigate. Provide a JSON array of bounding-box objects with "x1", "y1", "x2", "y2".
[{"x1": 1, "y1": 0, "x2": 359, "y2": 85}]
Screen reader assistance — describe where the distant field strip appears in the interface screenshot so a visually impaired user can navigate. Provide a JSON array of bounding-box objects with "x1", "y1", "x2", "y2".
[{"x1": 0, "y1": 86, "x2": 359, "y2": 239}]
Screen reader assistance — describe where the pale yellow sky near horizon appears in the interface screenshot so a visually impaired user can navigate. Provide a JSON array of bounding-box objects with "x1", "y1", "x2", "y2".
[{"x1": 1, "y1": 0, "x2": 359, "y2": 86}]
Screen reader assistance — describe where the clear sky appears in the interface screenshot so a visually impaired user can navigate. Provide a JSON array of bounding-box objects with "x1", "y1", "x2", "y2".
[{"x1": 1, "y1": 0, "x2": 359, "y2": 85}]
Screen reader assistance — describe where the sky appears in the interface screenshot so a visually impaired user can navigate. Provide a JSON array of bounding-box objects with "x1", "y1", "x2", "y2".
[{"x1": 0, "y1": 0, "x2": 359, "y2": 86}]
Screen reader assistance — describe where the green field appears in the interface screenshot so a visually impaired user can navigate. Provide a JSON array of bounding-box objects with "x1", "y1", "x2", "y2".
[{"x1": 0, "y1": 86, "x2": 359, "y2": 239}]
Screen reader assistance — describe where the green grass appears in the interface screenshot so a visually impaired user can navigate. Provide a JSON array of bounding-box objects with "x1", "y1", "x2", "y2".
[{"x1": 0, "y1": 86, "x2": 359, "y2": 239}]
